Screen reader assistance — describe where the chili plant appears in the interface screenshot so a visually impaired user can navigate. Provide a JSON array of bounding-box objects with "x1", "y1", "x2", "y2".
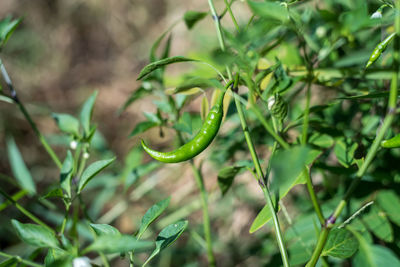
[{"x1": 126, "y1": 0, "x2": 400, "y2": 266}]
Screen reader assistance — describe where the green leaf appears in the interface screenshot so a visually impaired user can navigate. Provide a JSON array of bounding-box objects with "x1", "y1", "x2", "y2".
[
  {"x1": 143, "y1": 220, "x2": 188, "y2": 266},
  {"x1": 80, "y1": 91, "x2": 98, "y2": 137},
  {"x1": 362, "y1": 205, "x2": 393, "y2": 242},
  {"x1": 247, "y1": 1, "x2": 289, "y2": 23},
  {"x1": 60, "y1": 151, "x2": 74, "y2": 198},
  {"x1": 334, "y1": 138, "x2": 358, "y2": 168},
  {"x1": 350, "y1": 226, "x2": 400, "y2": 267},
  {"x1": 129, "y1": 121, "x2": 159, "y2": 137},
  {"x1": 322, "y1": 228, "x2": 358, "y2": 259},
  {"x1": 309, "y1": 133, "x2": 334, "y2": 148},
  {"x1": 250, "y1": 148, "x2": 321, "y2": 233},
  {"x1": 376, "y1": 190, "x2": 400, "y2": 227},
  {"x1": 77, "y1": 157, "x2": 116, "y2": 193},
  {"x1": 83, "y1": 235, "x2": 153, "y2": 254},
  {"x1": 11, "y1": 220, "x2": 59, "y2": 248},
  {"x1": 183, "y1": 11, "x2": 208, "y2": 29},
  {"x1": 0, "y1": 17, "x2": 22, "y2": 49},
  {"x1": 0, "y1": 258, "x2": 18, "y2": 267},
  {"x1": 119, "y1": 86, "x2": 151, "y2": 114},
  {"x1": 217, "y1": 166, "x2": 244, "y2": 196},
  {"x1": 6, "y1": 136, "x2": 36, "y2": 195},
  {"x1": 90, "y1": 224, "x2": 121, "y2": 236},
  {"x1": 52, "y1": 113, "x2": 80, "y2": 136},
  {"x1": 44, "y1": 248, "x2": 70, "y2": 267},
  {"x1": 173, "y1": 112, "x2": 192, "y2": 134},
  {"x1": 138, "y1": 197, "x2": 171, "y2": 239},
  {"x1": 40, "y1": 188, "x2": 64, "y2": 200},
  {"x1": 137, "y1": 56, "x2": 195, "y2": 80}
]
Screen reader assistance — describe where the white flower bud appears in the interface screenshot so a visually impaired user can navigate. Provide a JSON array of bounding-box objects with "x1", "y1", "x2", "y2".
[
  {"x1": 267, "y1": 95, "x2": 275, "y2": 111},
  {"x1": 73, "y1": 257, "x2": 91, "y2": 267},
  {"x1": 83, "y1": 152, "x2": 90, "y2": 159},
  {"x1": 70, "y1": 140, "x2": 78, "y2": 150},
  {"x1": 371, "y1": 11, "x2": 382, "y2": 19}
]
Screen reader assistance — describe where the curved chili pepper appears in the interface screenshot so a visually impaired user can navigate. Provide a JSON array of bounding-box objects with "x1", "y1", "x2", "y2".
[
  {"x1": 141, "y1": 82, "x2": 232, "y2": 163},
  {"x1": 366, "y1": 33, "x2": 396, "y2": 69},
  {"x1": 381, "y1": 133, "x2": 400, "y2": 148}
]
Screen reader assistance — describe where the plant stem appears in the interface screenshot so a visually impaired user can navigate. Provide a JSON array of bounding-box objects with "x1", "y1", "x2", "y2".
[
  {"x1": 190, "y1": 160, "x2": 216, "y2": 267},
  {"x1": 207, "y1": 1, "x2": 289, "y2": 265},
  {"x1": 0, "y1": 189, "x2": 27, "y2": 212},
  {"x1": 0, "y1": 59, "x2": 62, "y2": 169},
  {"x1": 306, "y1": 1, "x2": 400, "y2": 265},
  {"x1": 0, "y1": 188, "x2": 54, "y2": 234},
  {"x1": 223, "y1": 0, "x2": 240, "y2": 32},
  {"x1": 0, "y1": 251, "x2": 44, "y2": 267}
]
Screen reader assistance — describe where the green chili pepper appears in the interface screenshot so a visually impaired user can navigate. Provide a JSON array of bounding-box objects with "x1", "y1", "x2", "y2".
[
  {"x1": 366, "y1": 33, "x2": 396, "y2": 69},
  {"x1": 141, "y1": 81, "x2": 233, "y2": 163},
  {"x1": 381, "y1": 133, "x2": 400, "y2": 148}
]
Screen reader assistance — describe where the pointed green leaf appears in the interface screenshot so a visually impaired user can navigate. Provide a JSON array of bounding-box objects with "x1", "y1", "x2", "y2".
[
  {"x1": 137, "y1": 56, "x2": 195, "y2": 80},
  {"x1": 80, "y1": 91, "x2": 98, "y2": 137},
  {"x1": 40, "y1": 188, "x2": 64, "y2": 200},
  {"x1": 52, "y1": 113, "x2": 80, "y2": 136},
  {"x1": 376, "y1": 190, "x2": 400, "y2": 227},
  {"x1": 334, "y1": 138, "x2": 358, "y2": 168},
  {"x1": 183, "y1": 11, "x2": 208, "y2": 29},
  {"x1": 60, "y1": 151, "x2": 74, "y2": 198},
  {"x1": 247, "y1": 1, "x2": 289, "y2": 22},
  {"x1": 129, "y1": 121, "x2": 159, "y2": 137},
  {"x1": 83, "y1": 235, "x2": 153, "y2": 254},
  {"x1": 78, "y1": 157, "x2": 116, "y2": 193},
  {"x1": 0, "y1": 17, "x2": 22, "y2": 48},
  {"x1": 362, "y1": 205, "x2": 393, "y2": 242},
  {"x1": 11, "y1": 220, "x2": 59, "y2": 248},
  {"x1": 250, "y1": 148, "x2": 321, "y2": 233},
  {"x1": 138, "y1": 197, "x2": 171, "y2": 239},
  {"x1": 6, "y1": 136, "x2": 36, "y2": 195},
  {"x1": 143, "y1": 220, "x2": 188, "y2": 266},
  {"x1": 0, "y1": 257, "x2": 18, "y2": 267},
  {"x1": 217, "y1": 166, "x2": 244, "y2": 196},
  {"x1": 90, "y1": 224, "x2": 120, "y2": 236},
  {"x1": 322, "y1": 228, "x2": 358, "y2": 259}
]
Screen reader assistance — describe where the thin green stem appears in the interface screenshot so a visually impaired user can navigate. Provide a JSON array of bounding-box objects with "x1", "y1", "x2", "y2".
[
  {"x1": 234, "y1": 94, "x2": 290, "y2": 267},
  {"x1": 304, "y1": 168, "x2": 325, "y2": 225},
  {"x1": 306, "y1": 1, "x2": 400, "y2": 265},
  {"x1": 305, "y1": 228, "x2": 329, "y2": 267},
  {"x1": 207, "y1": 1, "x2": 289, "y2": 265},
  {"x1": 0, "y1": 251, "x2": 44, "y2": 267},
  {"x1": 0, "y1": 188, "x2": 54, "y2": 234},
  {"x1": 191, "y1": 160, "x2": 216, "y2": 267},
  {"x1": 0, "y1": 189, "x2": 27, "y2": 212},
  {"x1": 223, "y1": 0, "x2": 240, "y2": 32},
  {"x1": 301, "y1": 82, "x2": 311, "y2": 145},
  {"x1": 0, "y1": 59, "x2": 62, "y2": 169}
]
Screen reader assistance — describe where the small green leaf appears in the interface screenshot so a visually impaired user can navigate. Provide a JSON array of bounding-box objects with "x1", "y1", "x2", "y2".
[
  {"x1": 80, "y1": 91, "x2": 98, "y2": 137},
  {"x1": 0, "y1": 257, "x2": 18, "y2": 266},
  {"x1": 0, "y1": 17, "x2": 22, "y2": 49},
  {"x1": 90, "y1": 224, "x2": 120, "y2": 236},
  {"x1": 250, "y1": 148, "x2": 321, "y2": 233},
  {"x1": 247, "y1": 1, "x2": 289, "y2": 22},
  {"x1": 309, "y1": 133, "x2": 334, "y2": 148},
  {"x1": 129, "y1": 121, "x2": 159, "y2": 137},
  {"x1": 52, "y1": 113, "x2": 80, "y2": 136},
  {"x1": 217, "y1": 166, "x2": 243, "y2": 196},
  {"x1": 376, "y1": 190, "x2": 400, "y2": 227},
  {"x1": 362, "y1": 205, "x2": 393, "y2": 242},
  {"x1": 119, "y1": 86, "x2": 151, "y2": 114},
  {"x1": 334, "y1": 138, "x2": 358, "y2": 168},
  {"x1": 137, "y1": 56, "x2": 195, "y2": 80},
  {"x1": 173, "y1": 112, "x2": 193, "y2": 134},
  {"x1": 11, "y1": 220, "x2": 59, "y2": 249},
  {"x1": 6, "y1": 136, "x2": 36, "y2": 195},
  {"x1": 138, "y1": 197, "x2": 171, "y2": 239},
  {"x1": 78, "y1": 157, "x2": 116, "y2": 193},
  {"x1": 40, "y1": 188, "x2": 64, "y2": 200},
  {"x1": 322, "y1": 228, "x2": 358, "y2": 259},
  {"x1": 83, "y1": 235, "x2": 153, "y2": 254},
  {"x1": 60, "y1": 151, "x2": 74, "y2": 198},
  {"x1": 183, "y1": 11, "x2": 208, "y2": 29},
  {"x1": 143, "y1": 220, "x2": 188, "y2": 266}
]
